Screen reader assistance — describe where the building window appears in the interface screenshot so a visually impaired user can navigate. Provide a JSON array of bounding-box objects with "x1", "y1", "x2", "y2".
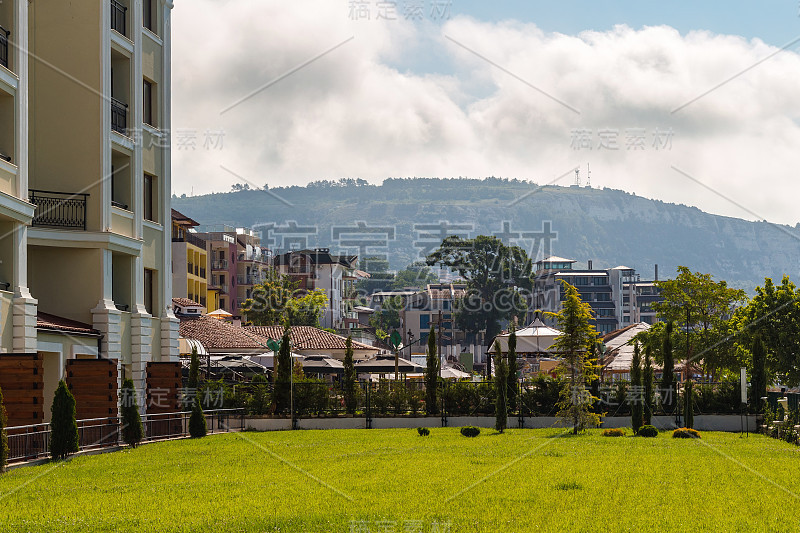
[
  {"x1": 144, "y1": 173, "x2": 156, "y2": 222},
  {"x1": 143, "y1": 79, "x2": 155, "y2": 127},
  {"x1": 144, "y1": 268, "x2": 154, "y2": 315},
  {"x1": 143, "y1": 0, "x2": 155, "y2": 33},
  {"x1": 420, "y1": 314, "x2": 430, "y2": 331}
]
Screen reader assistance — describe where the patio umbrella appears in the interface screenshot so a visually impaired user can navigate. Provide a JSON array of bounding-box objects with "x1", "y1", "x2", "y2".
[
  {"x1": 355, "y1": 355, "x2": 425, "y2": 374},
  {"x1": 299, "y1": 355, "x2": 345, "y2": 375},
  {"x1": 207, "y1": 309, "x2": 233, "y2": 320}
]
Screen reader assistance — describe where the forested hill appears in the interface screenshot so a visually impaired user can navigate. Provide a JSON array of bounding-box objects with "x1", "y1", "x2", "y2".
[{"x1": 172, "y1": 178, "x2": 800, "y2": 291}]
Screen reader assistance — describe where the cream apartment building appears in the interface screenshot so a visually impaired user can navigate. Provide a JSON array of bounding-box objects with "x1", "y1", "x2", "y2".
[{"x1": 0, "y1": 0, "x2": 178, "y2": 421}]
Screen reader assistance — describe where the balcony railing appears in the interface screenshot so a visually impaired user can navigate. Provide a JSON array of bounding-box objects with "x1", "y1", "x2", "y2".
[
  {"x1": 212, "y1": 260, "x2": 228, "y2": 270},
  {"x1": 0, "y1": 24, "x2": 9, "y2": 69},
  {"x1": 29, "y1": 189, "x2": 89, "y2": 230},
  {"x1": 110, "y1": 0, "x2": 127, "y2": 36},
  {"x1": 111, "y1": 97, "x2": 128, "y2": 134},
  {"x1": 171, "y1": 232, "x2": 207, "y2": 249},
  {"x1": 236, "y1": 274, "x2": 264, "y2": 286}
]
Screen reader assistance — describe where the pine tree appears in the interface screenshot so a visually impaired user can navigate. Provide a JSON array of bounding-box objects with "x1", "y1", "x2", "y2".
[
  {"x1": 630, "y1": 342, "x2": 643, "y2": 434},
  {"x1": 751, "y1": 334, "x2": 767, "y2": 415},
  {"x1": 343, "y1": 336, "x2": 357, "y2": 414},
  {"x1": 120, "y1": 379, "x2": 143, "y2": 448},
  {"x1": 505, "y1": 325, "x2": 518, "y2": 415},
  {"x1": 494, "y1": 340, "x2": 508, "y2": 432},
  {"x1": 50, "y1": 380, "x2": 79, "y2": 460},
  {"x1": 643, "y1": 344, "x2": 654, "y2": 426},
  {"x1": 425, "y1": 325, "x2": 439, "y2": 415},
  {"x1": 189, "y1": 398, "x2": 207, "y2": 438},
  {"x1": 660, "y1": 321, "x2": 676, "y2": 414},
  {"x1": 549, "y1": 282, "x2": 600, "y2": 434},
  {"x1": 0, "y1": 385, "x2": 8, "y2": 472},
  {"x1": 683, "y1": 378, "x2": 694, "y2": 429},
  {"x1": 272, "y1": 326, "x2": 292, "y2": 413}
]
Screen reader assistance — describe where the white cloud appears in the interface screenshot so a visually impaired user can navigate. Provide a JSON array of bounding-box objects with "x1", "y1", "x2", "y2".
[{"x1": 172, "y1": 1, "x2": 800, "y2": 224}]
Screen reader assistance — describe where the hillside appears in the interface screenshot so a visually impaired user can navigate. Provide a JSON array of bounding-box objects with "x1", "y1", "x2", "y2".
[{"x1": 172, "y1": 178, "x2": 800, "y2": 291}]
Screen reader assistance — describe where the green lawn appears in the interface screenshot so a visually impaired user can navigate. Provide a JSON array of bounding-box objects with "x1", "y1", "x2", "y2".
[{"x1": 1, "y1": 428, "x2": 799, "y2": 532}]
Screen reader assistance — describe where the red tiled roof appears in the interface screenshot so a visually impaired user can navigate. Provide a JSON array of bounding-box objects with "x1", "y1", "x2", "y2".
[
  {"x1": 37, "y1": 312, "x2": 101, "y2": 336},
  {"x1": 245, "y1": 325, "x2": 377, "y2": 352},
  {"x1": 179, "y1": 316, "x2": 272, "y2": 350},
  {"x1": 172, "y1": 297, "x2": 202, "y2": 308}
]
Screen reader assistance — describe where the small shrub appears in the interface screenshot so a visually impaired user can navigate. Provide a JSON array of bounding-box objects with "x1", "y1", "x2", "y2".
[
  {"x1": 50, "y1": 380, "x2": 79, "y2": 460},
  {"x1": 417, "y1": 427, "x2": 430, "y2": 437},
  {"x1": 672, "y1": 427, "x2": 701, "y2": 439},
  {"x1": 460, "y1": 426, "x2": 480, "y2": 438},
  {"x1": 120, "y1": 379, "x2": 143, "y2": 448},
  {"x1": 189, "y1": 400, "x2": 207, "y2": 438},
  {"x1": 601, "y1": 428, "x2": 626, "y2": 437},
  {"x1": 637, "y1": 425, "x2": 658, "y2": 438}
]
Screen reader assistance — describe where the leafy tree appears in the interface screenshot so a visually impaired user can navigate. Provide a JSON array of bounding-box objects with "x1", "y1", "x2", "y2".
[
  {"x1": 660, "y1": 321, "x2": 676, "y2": 414},
  {"x1": 189, "y1": 398, "x2": 207, "y2": 438},
  {"x1": 425, "y1": 325, "x2": 439, "y2": 415},
  {"x1": 286, "y1": 289, "x2": 328, "y2": 327},
  {"x1": 120, "y1": 379, "x2": 143, "y2": 448},
  {"x1": 654, "y1": 266, "x2": 746, "y2": 380},
  {"x1": 369, "y1": 295, "x2": 403, "y2": 333},
  {"x1": 0, "y1": 385, "x2": 7, "y2": 472},
  {"x1": 630, "y1": 343, "x2": 643, "y2": 434},
  {"x1": 50, "y1": 380, "x2": 79, "y2": 460},
  {"x1": 242, "y1": 270, "x2": 298, "y2": 325},
  {"x1": 272, "y1": 326, "x2": 293, "y2": 413},
  {"x1": 427, "y1": 235, "x2": 532, "y2": 341},
  {"x1": 343, "y1": 336, "x2": 357, "y2": 414},
  {"x1": 493, "y1": 340, "x2": 508, "y2": 432},
  {"x1": 750, "y1": 334, "x2": 767, "y2": 414},
  {"x1": 391, "y1": 262, "x2": 438, "y2": 290},
  {"x1": 188, "y1": 346, "x2": 200, "y2": 390},
  {"x1": 731, "y1": 276, "x2": 800, "y2": 385},
  {"x1": 643, "y1": 344, "x2": 654, "y2": 426},
  {"x1": 506, "y1": 325, "x2": 518, "y2": 413},
  {"x1": 548, "y1": 282, "x2": 600, "y2": 434}
]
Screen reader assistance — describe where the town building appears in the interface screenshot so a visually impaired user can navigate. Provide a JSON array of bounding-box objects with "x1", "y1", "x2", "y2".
[
  {"x1": 171, "y1": 209, "x2": 216, "y2": 311},
  {"x1": 273, "y1": 248, "x2": 358, "y2": 329},
  {"x1": 0, "y1": 0, "x2": 179, "y2": 423}
]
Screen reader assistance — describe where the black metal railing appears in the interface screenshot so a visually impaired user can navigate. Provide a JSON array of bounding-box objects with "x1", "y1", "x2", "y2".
[
  {"x1": 0, "y1": 24, "x2": 9, "y2": 69},
  {"x1": 172, "y1": 232, "x2": 207, "y2": 249},
  {"x1": 212, "y1": 260, "x2": 228, "y2": 270},
  {"x1": 111, "y1": 97, "x2": 128, "y2": 134},
  {"x1": 110, "y1": 0, "x2": 127, "y2": 36},
  {"x1": 111, "y1": 199, "x2": 129, "y2": 210},
  {"x1": 29, "y1": 189, "x2": 89, "y2": 230},
  {"x1": 6, "y1": 409, "x2": 245, "y2": 463}
]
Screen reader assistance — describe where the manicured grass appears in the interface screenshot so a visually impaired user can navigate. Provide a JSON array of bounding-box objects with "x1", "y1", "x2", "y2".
[{"x1": 1, "y1": 428, "x2": 800, "y2": 532}]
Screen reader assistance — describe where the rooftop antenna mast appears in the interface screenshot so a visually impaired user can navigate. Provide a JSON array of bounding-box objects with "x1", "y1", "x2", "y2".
[
  {"x1": 574, "y1": 168, "x2": 580, "y2": 187},
  {"x1": 586, "y1": 163, "x2": 591, "y2": 188}
]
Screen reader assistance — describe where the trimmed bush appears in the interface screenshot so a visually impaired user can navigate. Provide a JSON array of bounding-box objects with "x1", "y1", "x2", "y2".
[
  {"x1": 673, "y1": 427, "x2": 701, "y2": 439},
  {"x1": 50, "y1": 380, "x2": 79, "y2": 460},
  {"x1": 637, "y1": 425, "x2": 658, "y2": 438},
  {"x1": 0, "y1": 385, "x2": 8, "y2": 472},
  {"x1": 417, "y1": 427, "x2": 430, "y2": 437},
  {"x1": 189, "y1": 400, "x2": 207, "y2": 438},
  {"x1": 120, "y1": 379, "x2": 144, "y2": 448},
  {"x1": 460, "y1": 426, "x2": 480, "y2": 438},
  {"x1": 601, "y1": 428, "x2": 626, "y2": 437}
]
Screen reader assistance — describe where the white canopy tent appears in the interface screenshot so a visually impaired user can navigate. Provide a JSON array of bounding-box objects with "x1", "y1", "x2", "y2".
[{"x1": 488, "y1": 316, "x2": 562, "y2": 355}]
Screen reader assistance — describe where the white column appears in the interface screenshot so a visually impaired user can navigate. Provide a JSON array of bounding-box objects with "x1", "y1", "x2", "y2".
[
  {"x1": 14, "y1": 0, "x2": 28, "y2": 199},
  {"x1": 92, "y1": 249, "x2": 122, "y2": 360},
  {"x1": 132, "y1": 0, "x2": 144, "y2": 240}
]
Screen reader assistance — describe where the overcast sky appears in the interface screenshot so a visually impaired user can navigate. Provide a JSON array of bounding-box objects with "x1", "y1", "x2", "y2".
[{"x1": 171, "y1": 1, "x2": 800, "y2": 225}]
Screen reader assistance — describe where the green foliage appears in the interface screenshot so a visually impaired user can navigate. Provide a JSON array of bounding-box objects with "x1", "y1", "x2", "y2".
[
  {"x1": 750, "y1": 334, "x2": 767, "y2": 413},
  {"x1": 247, "y1": 375, "x2": 271, "y2": 415},
  {"x1": 293, "y1": 379, "x2": 329, "y2": 416},
  {"x1": 493, "y1": 340, "x2": 508, "y2": 432},
  {"x1": 637, "y1": 425, "x2": 658, "y2": 438},
  {"x1": 460, "y1": 426, "x2": 480, "y2": 437},
  {"x1": 120, "y1": 379, "x2": 143, "y2": 448},
  {"x1": 417, "y1": 427, "x2": 430, "y2": 437},
  {"x1": 683, "y1": 379, "x2": 694, "y2": 429},
  {"x1": 425, "y1": 326, "x2": 439, "y2": 415},
  {"x1": 631, "y1": 342, "x2": 643, "y2": 434},
  {"x1": 643, "y1": 345, "x2": 654, "y2": 426},
  {"x1": 506, "y1": 326, "x2": 518, "y2": 412},
  {"x1": 272, "y1": 326, "x2": 292, "y2": 413},
  {"x1": 188, "y1": 346, "x2": 200, "y2": 390},
  {"x1": 660, "y1": 321, "x2": 676, "y2": 413},
  {"x1": 427, "y1": 235, "x2": 532, "y2": 341},
  {"x1": 50, "y1": 380, "x2": 79, "y2": 460},
  {"x1": 368, "y1": 295, "x2": 402, "y2": 332},
  {"x1": 372, "y1": 381, "x2": 391, "y2": 415},
  {"x1": 673, "y1": 427, "x2": 701, "y2": 439},
  {"x1": 601, "y1": 428, "x2": 626, "y2": 437},
  {"x1": 520, "y1": 376, "x2": 564, "y2": 416},
  {"x1": 343, "y1": 336, "x2": 357, "y2": 414},
  {"x1": 285, "y1": 289, "x2": 328, "y2": 327},
  {"x1": 391, "y1": 262, "x2": 438, "y2": 290},
  {"x1": 189, "y1": 400, "x2": 207, "y2": 438},
  {"x1": 549, "y1": 282, "x2": 600, "y2": 434},
  {"x1": 242, "y1": 269, "x2": 297, "y2": 325},
  {"x1": 0, "y1": 385, "x2": 7, "y2": 472}
]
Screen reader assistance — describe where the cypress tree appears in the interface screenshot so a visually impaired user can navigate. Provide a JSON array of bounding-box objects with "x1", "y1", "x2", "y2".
[
  {"x1": 343, "y1": 336, "x2": 357, "y2": 414},
  {"x1": 643, "y1": 344, "x2": 654, "y2": 426},
  {"x1": 630, "y1": 342, "x2": 643, "y2": 434},
  {"x1": 120, "y1": 378, "x2": 144, "y2": 448},
  {"x1": 660, "y1": 321, "x2": 676, "y2": 414},
  {"x1": 272, "y1": 326, "x2": 292, "y2": 413},
  {"x1": 188, "y1": 346, "x2": 200, "y2": 389},
  {"x1": 425, "y1": 325, "x2": 438, "y2": 415},
  {"x1": 751, "y1": 334, "x2": 767, "y2": 415},
  {"x1": 0, "y1": 385, "x2": 8, "y2": 472},
  {"x1": 683, "y1": 378, "x2": 694, "y2": 429},
  {"x1": 506, "y1": 325, "x2": 518, "y2": 414},
  {"x1": 50, "y1": 380, "x2": 79, "y2": 460},
  {"x1": 189, "y1": 398, "x2": 207, "y2": 438},
  {"x1": 494, "y1": 340, "x2": 508, "y2": 432}
]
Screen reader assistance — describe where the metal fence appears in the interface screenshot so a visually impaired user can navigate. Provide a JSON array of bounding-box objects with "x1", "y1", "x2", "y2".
[{"x1": 5, "y1": 409, "x2": 244, "y2": 463}]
